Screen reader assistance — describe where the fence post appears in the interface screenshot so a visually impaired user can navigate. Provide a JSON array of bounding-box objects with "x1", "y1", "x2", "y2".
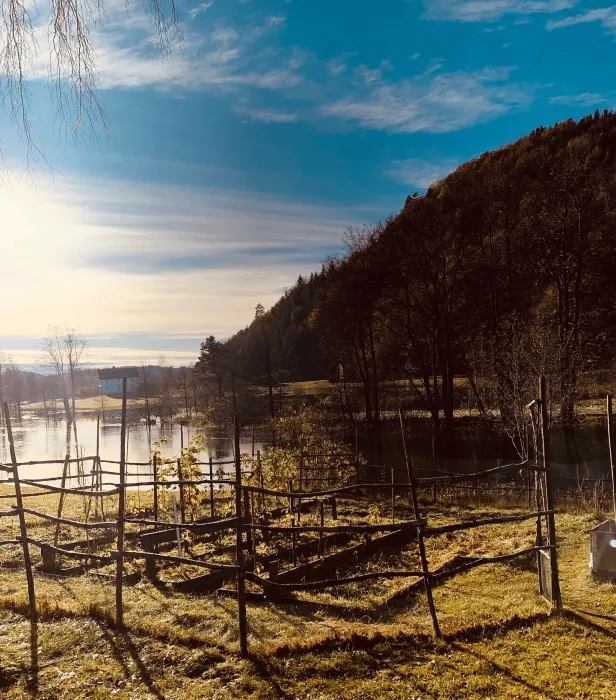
[
  {"x1": 391, "y1": 467, "x2": 395, "y2": 524},
  {"x1": 116, "y1": 377, "x2": 128, "y2": 627},
  {"x1": 54, "y1": 452, "x2": 71, "y2": 548},
  {"x1": 234, "y1": 415, "x2": 248, "y2": 657},
  {"x1": 399, "y1": 408, "x2": 420, "y2": 519},
  {"x1": 291, "y1": 516, "x2": 297, "y2": 566},
  {"x1": 525, "y1": 422, "x2": 532, "y2": 510},
  {"x1": 209, "y1": 456, "x2": 215, "y2": 518},
  {"x1": 539, "y1": 376, "x2": 562, "y2": 610},
  {"x1": 318, "y1": 501, "x2": 324, "y2": 558},
  {"x1": 152, "y1": 453, "x2": 159, "y2": 524},
  {"x1": 177, "y1": 458, "x2": 186, "y2": 524},
  {"x1": 4, "y1": 403, "x2": 38, "y2": 672},
  {"x1": 527, "y1": 400, "x2": 544, "y2": 594},
  {"x1": 606, "y1": 395, "x2": 616, "y2": 521},
  {"x1": 257, "y1": 450, "x2": 265, "y2": 517},
  {"x1": 243, "y1": 487, "x2": 253, "y2": 559},
  {"x1": 417, "y1": 524, "x2": 440, "y2": 638},
  {"x1": 94, "y1": 414, "x2": 100, "y2": 519}
]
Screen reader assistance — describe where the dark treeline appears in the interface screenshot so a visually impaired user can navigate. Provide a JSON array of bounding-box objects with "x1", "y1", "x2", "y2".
[{"x1": 196, "y1": 111, "x2": 616, "y2": 458}]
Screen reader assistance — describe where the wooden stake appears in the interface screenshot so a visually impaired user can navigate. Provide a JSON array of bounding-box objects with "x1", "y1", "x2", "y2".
[
  {"x1": 288, "y1": 479, "x2": 294, "y2": 514},
  {"x1": 391, "y1": 467, "x2": 395, "y2": 524},
  {"x1": 291, "y1": 516, "x2": 297, "y2": 566},
  {"x1": 152, "y1": 453, "x2": 159, "y2": 524},
  {"x1": 4, "y1": 403, "x2": 38, "y2": 672},
  {"x1": 539, "y1": 376, "x2": 562, "y2": 610},
  {"x1": 243, "y1": 487, "x2": 253, "y2": 556},
  {"x1": 209, "y1": 456, "x2": 215, "y2": 518},
  {"x1": 172, "y1": 495, "x2": 185, "y2": 576},
  {"x1": 177, "y1": 458, "x2": 186, "y2": 524},
  {"x1": 115, "y1": 377, "x2": 128, "y2": 627},
  {"x1": 54, "y1": 452, "x2": 71, "y2": 548},
  {"x1": 417, "y1": 524, "x2": 440, "y2": 638},
  {"x1": 399, "y1": 408, "x2": 420, "y2": 519},
  {"x1": 95, "y1": 415, "x2": 100, "y2": 518},
  {"x1": 318, "y1": 501, "x2": 324, "y2": 558},
  {"x1": 257, "y1": 450, "x2": 264, "y2": 517},
  {"x1": 234, "y1": 415, "x2": 248, "y2": 657},
  {"x1": 99, "y1": 456, "x2": 106, "y2": 521},
  {"x1": 607, "y1": 394, "x2": 616, "y2": 522}
]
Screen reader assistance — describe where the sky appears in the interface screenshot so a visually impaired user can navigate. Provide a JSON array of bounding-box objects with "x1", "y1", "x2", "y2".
[{"x1": 1, "y1": 0, "x2": 615, "y2": 367}]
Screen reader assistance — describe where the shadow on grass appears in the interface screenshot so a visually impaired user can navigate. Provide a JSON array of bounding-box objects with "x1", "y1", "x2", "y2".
[
  {"x1": 564, "y1": 609, "x2": 616, "y2": 639},
  {"x1": 94, "y1": 620, "x2": 165, "y2": 700},
  {"x1": 450, "y1": 642, "x2": 558, "y2": 700},
  {"x1": 269, "y1": 611, "x2": 552, "y2": 658},
  {"x1": 247, "y1": 654, "x2": 292, "y2": 699}
]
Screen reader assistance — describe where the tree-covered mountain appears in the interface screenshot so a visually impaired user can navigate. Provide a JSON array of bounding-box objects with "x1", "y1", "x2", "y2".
[{"x1": 196, "y1": 110, "x2": 616, "y2": 449}]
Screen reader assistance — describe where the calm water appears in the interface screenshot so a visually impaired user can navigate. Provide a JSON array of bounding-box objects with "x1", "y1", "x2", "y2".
[
  {"x1": 1, "y1": 408, "x2": 613, "y2": 490},
  {"x1": 359, "y1": 422, "x2": 615, "y2": 488},
  {"x1": 0, "y1": 410, "x2": 268, "y2": 485}
]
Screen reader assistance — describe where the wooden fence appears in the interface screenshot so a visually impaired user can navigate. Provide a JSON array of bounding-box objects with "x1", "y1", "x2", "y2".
[{"x1": 0, "y1": 376, "x2": 564, "y2": 670}]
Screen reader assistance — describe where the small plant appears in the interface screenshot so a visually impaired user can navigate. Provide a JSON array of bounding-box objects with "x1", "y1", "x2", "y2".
[
  {"x1": 242, "y1": 405, "x2": 362, "y2": 495},
  {"x1": 151, "y1": 433, "x2": 206, "y2": 521}
]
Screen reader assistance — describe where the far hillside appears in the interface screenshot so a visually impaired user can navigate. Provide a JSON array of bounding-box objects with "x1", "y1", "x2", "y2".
[{"x1": 194, "y1": 111, "x2": 616, "y2": 457}]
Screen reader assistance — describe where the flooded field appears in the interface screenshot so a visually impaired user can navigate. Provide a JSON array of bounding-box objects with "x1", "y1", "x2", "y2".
[{"x1": 0, "y1": 410, "x2": 268, "y2": 485}]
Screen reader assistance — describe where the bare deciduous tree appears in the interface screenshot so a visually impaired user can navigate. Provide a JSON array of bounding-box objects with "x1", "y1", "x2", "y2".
[
  {"x1": 0, "y1": 0, "x2": 178, "y2": 167},
  {"x1": 39, "y1": 326, "x2": 88, "y2": 424}
]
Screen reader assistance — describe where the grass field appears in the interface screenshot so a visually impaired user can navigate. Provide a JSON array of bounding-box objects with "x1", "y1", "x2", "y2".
[
  {"x1": 28, "y1": 396, "x2": 148, "y2": 413},
  {"x1": 0, "y1": 484, "x2": 615, "y2": 698}
]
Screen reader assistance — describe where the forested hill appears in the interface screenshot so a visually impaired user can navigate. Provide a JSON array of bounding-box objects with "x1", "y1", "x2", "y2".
[{"x1": 196, "y1": 110, "x2": 616, "y2": 436}]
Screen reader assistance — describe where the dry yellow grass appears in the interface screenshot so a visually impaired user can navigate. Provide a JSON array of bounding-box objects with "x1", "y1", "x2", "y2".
[
  {"x1": 28, "y1": 396, "x2": 148, "y2": 413},
  {"x1": 0, "y1": 485, "x2": 614, "y2": 698}
]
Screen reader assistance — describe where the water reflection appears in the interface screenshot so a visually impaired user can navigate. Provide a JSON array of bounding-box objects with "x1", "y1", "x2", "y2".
[
  {"x1": 357, "y1": 422, "x2": 614, "y2": 489},
  {"x1": 0, "y1": 411, "x2": 267, "y2": 484},
  {"x1": 1, "y1": 410, "x2": 614, "y2": 491}
]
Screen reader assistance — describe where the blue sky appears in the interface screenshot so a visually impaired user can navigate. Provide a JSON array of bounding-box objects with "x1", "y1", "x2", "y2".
[{"x1": 2, "y1": 0, "x2": 615, "y2": 367}]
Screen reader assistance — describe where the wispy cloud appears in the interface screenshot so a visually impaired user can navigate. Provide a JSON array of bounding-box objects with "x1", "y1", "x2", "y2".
[
  {"x1": 321, "y1": 66, "x2": 531, "y2": 134},
  {"x1": 90, "y1": 26, "x2": 305, "y2": 92},
  {"x1": 327, "y1": 58, "x2": 348, "y2": 76},
  {"x1": 187, "y1": 1, "x2": 214, "y2": 19},
  {"x1": 549, "y1": 92, "x2": 607, "y2": 106},
  {"x1": 547, "y1": 7, "x2": 616, "y2": 33},
  {"x1": 0, "y1": 171, "x2": 358, "y2": 341},
  {"x1": 358, "y1": 66, "x2": 383, "y2": 84},
  {"x1": 266, "y1": 15, "x2": 286, "y2": 27},
  {"x1": 423, "y1": 0, "x2": 579, "y2": 22},
  {"x1": 387, "y1": 158, "x2": 459, "y2": 188},
  {"x1": 26, "y1": 1, "x2": 304, "y2": 95},
  {"x1": 238, "y1": 108, "x2": 298, "y2": 122}
]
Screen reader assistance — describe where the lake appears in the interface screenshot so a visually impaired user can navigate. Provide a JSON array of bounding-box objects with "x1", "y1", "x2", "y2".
[
  {"x1": 0, "y1": 410, "x2": 269, "y2": 485},
  {"x1": 0, "y1": 408, "x2": 613, "y2": 492}
]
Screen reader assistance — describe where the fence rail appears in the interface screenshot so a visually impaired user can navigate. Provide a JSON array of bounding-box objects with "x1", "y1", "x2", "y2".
[{"x1": 0, "y1": 376, "x2": 572, "y2": 666}]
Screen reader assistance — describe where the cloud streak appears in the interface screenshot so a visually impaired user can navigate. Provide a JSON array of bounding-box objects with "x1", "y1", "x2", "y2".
[
  {"x1": 321, "y1": 67, "x2": 531, "y2": 133},
  {"x1": 0, "y1": 171, "x2": 359, "y2": 344},
  {"x1": 549, "y1": 92, "x2": 607, "y2": 106},
  {"x1": 547, "y1": 6, "x2": 616, "y2": 33},
  {"x1": 26, "y1": 1, "x2": 305, "y2": 95},
  {"x1": 238, "y1": 108, "x2": 298, "y2": 122},
  {"x1": 387, "y1": 158, "x2": 459, "y2": 188},
  {"x1": 423, "y1": 0, "x2": 579, "y2": 22}
]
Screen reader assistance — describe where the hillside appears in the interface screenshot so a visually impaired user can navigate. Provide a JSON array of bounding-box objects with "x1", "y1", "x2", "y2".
[{"x1": 199, "y1": 111, "x2": 616, "y2": 443}]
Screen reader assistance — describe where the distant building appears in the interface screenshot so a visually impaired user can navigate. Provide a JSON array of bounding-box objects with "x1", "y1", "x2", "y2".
[{"x1": 97, "y1": 367, "x2": 140, "y2": 396}]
